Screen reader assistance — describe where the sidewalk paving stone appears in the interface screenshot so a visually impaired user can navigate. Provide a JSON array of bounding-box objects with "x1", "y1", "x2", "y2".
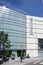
[{"x1": 2, "y1": 57, "x2": 43, "y2": 65}]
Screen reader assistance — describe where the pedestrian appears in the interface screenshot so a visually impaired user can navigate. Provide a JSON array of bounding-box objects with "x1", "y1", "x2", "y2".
[
  {"x1": 20, "y1": 51, "x2": 23, "y2": 63},
  {"x1": 20, "y1": 55, "x2": 22, "y2": 63}
]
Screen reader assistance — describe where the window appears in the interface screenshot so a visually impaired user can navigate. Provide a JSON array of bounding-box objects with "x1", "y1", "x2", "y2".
[{"x1": 30, "y1": 18, "x2": 33, "y2": 35}]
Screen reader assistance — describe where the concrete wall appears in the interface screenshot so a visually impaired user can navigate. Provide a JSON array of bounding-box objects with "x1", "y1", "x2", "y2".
[{"x1": 26, "y1": 15, "x2": 43, "y2": 57}]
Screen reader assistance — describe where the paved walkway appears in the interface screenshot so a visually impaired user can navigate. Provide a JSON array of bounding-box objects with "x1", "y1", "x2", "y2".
[{"x1": 2, "y1": 57, "x2": 43, "y2": 65}]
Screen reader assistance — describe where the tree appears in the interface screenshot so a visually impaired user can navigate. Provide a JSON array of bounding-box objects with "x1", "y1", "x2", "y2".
[{"x1": 0, "y1": 31, "x2": 12, "y2": 58}]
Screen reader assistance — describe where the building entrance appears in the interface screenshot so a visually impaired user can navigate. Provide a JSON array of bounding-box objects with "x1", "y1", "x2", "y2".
[
  {"x1": 38, "y1": 39, "x2": 43, "y2": 57},
  {"x1": 17, "y1": 50, "x2": 26, "y2": 57}
]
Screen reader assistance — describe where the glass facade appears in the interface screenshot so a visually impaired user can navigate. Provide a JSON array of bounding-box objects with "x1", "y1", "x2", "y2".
[
  {"x1": 1, "y1": 6, "x2": 43, "y2": 57},
  {"x1": 0, "y1": 6, "x2": 26, "y2": 55}
]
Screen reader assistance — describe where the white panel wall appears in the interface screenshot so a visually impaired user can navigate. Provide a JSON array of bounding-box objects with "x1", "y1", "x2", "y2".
[
  {"x1": 26, "y1": 38, "x2": 38, "y2": 57},
  {"x1": 27, "y1": 38, "x2": 38, "y2": 44},
  {"x1": 37, "y1": 34, "x2": 43, "y2": 38},
  {"x1": 27, "y1": 44, "x2": 38, "y2": 49},
  {"x1": 26, "y1": 50, "x2": 38, "y2": 57},
  {"x1": 26, "y1": 15, "x2": 43, "y2": 57},
  {"x1": 35, "y1": 19, "x2": 43, "y2": 38}
]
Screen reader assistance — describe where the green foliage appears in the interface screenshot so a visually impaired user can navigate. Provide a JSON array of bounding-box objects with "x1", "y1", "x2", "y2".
[{"x1": 0, "y1": 31, "x2": 12, "y2": 50}]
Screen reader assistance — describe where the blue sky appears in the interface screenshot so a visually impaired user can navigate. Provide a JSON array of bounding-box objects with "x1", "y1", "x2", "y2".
[{"x1": 0, "y1": 0, "x2": 43, "y2": 17}]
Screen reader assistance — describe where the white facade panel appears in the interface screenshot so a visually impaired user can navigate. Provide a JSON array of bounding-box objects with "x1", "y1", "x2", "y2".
[
  {"x1": 37, "y1": 34, "x2": 43, "y2": 38},
  {"x1": 27, "y1": 38, "x2": 38, "y2": 43},
  {"x1": 36, "y1": 21, "x2": 43, "y2": 25},
  {"x1": 27, "y1": 34, "x2": 36, "y2": 38},
  {"x1": 26, "y1": 15, "x2": 43, "y2": 57},
  {"x1": 37, "y1": 30, "x2": 43, "y2": 33},
  {"x1": 26, "y1": 50, "x2": 38, "y2": 57},
  {"x1": 35, "y1": 25, "x2": 43, "y2": 29},
  {"x1": 27, "y1": 44, "x2": 38, "y2": 49}
]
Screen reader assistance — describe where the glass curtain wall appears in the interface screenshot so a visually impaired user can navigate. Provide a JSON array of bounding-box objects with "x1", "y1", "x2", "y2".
[
  {"x1": 38, "y1": 39, "x2": 43, "y2": 57},
  {"x1": 0, "y1": 6, "x2": 26, "y2": 57}
]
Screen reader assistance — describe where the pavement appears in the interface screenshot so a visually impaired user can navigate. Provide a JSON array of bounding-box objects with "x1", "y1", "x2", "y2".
[{"x1": 1, "y1": 57, "x2": 43, "y2": 65}]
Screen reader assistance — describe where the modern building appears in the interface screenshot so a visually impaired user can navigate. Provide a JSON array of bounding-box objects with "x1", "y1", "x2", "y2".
[
  {"x1": 26, "y1": 15, "x2": 43, "y2": 57},
  {"x1": 0, "y1": 6, "x2": 26, "y2": 57},
  {"x1": 0, "y1": 6, "x2": 43, "y2": 57}
]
